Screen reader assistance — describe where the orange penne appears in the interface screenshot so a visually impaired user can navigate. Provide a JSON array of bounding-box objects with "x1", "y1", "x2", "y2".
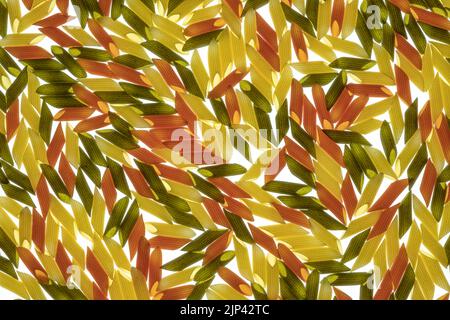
[
  {"x1": 157, "y1": 285, "x2": 194, "y2": 300},
  {"x1": 203, "y1": 197, "x2": 231, "y2": 228},
  {"x1": 331, "y1": 0, "x2": 345, "y2": 36},
  {"x1": 316, "y1": 183, "x2": 345, "y2": 223},
  {"x1": 36, "y1": 174, "x2": 51, "y2": 218},
  {"x1": 290, "y1": 79, "x2": 303, "y2": 124},
  {"x1": 208, "y1": 68, "x2": 249, "y2": 99},
  {"x1": 302, "y1": 96, "x2": 317, "y2": 140},
  {"x1": 291, "y1": 23, "x2": 308, "y2": 62},
  {"x1": 209, "y1": 177, "x2": 251, "y2": 198},
  {"x1": 35, "y1": 13, "x2": 74, "y2": 28},
  {"x1": 153, "y1": 59, "x2": 185, "y2": 91},
  {"x1": 148, "y1": 236, "x2": 190, "y2": 250},
  {"x1": 272, "y1": 203, "x2": 310, "y2": 228},
  {"x1": 149, "y1": 247, "x2": 162, "y2": 294},
  {"x1": 101, "y1": 168, "x2": 117, "y2": 214},
  {"x1": 420, "y1": 160, "x2": 437, "y2": 206},
  {"x1": 278, "y1": 243, "x2": 309, "y2": 281},
  {"x1": 256, "y1": 12, "x2": 277, "y2": 51},
  {"x1": 128, "y1": 216, "x2": 145, "y2": 260},
  {"x1": 32, "y1": 209, "x2": 46, "y2": 252},
  {"x1": 87, "y1": 19, "x2": 119, "y2": 56},
  {"x1": 203, "y1": 231, "x2": 232, "y2": 264},
  {"x1": 410, "y1": 6, "x2": 450, "y2": 31},
  {"x1": 330, "y1": 87, "x2": 353, "y2": 123},
  {"x1": 369, "y1": 179, "x2": 408, "y2": 211},
  {"x1": 184, "y1": 18, "x2": 225, "y2": 37},
  {"x1": 218, "y1": 267, "x2": 252, "y2": 296},
  {"x1": 77, "y1": 59, "x2": 117, "y2": 79},
  {"x1": 395, "y1": 33, "x2": 422, "y2": 70},
  {"x1": 418, "y1": 101, "x2": 432, "y2": 141},
  {"x1": 73, "y1": 114, "x2": 110, "y2": 132},
  {"x1": 17, "y1": 247, "x2": 49, "y2": 283},
  {"x1": 224, "y1": 87, "x2": 241, "y2": 125},
  {"x1": 248, "y1": 223, "x2": 279, "y2": 257},
  {"x1": 347, "y1": 84, "x2": 393, "y2": 98},
  {"x1": 39, "y1": 27, "x2": 81, "y2": 47},
  {"x1": 368, "y1": 204, "x2": 400, "y2": 239},
  {"x1": 5, "y1": 46, "x2": 52, "y2": 60},
  {"x1": 394, "y1": 65, "x2": 412, "y2": 105},
  {"x1": 86, "y1": 248, "x2": 109, "y2": 295},
  {"x1": 317, "y1": 129, "x2": 345, "y2": 167},
  {"x1": 136, "y1": 237, "x2": 150, "y2": 279},
  {"x1": 341, "y1": 173, "x2": 357, "y2": 220},
  {"x1": 47, "y1": 123, "x2": 65, "y2": 167}
]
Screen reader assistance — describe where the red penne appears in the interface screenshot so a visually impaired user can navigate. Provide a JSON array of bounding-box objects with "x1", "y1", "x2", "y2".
[
  {"x1": 108, "y1": 62, "x2": 150, "y2": 87},
  {"x1": 157, "y1": 285, "x2": 194, "y2": 300},
  {"x1": 73, "y1": 114, "x2": 110, "y2": 132},
  {"x1": 149, "y1": 247, "x2": 162, "y2": 294},
  {"x1": 257, "y1": 34, "x2": 280, "y2": 71}
]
